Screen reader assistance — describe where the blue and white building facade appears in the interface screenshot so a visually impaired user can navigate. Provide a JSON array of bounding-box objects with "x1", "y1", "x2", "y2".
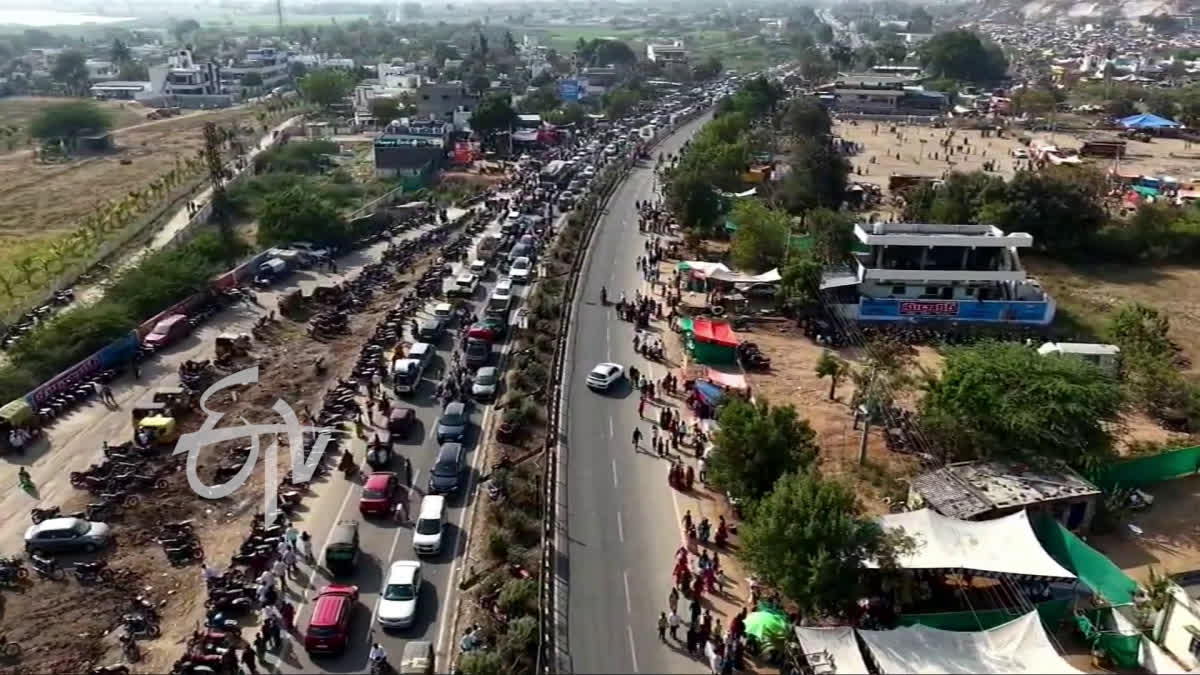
[{"x1": 826, "y1": 222, "x2": 1055, "y2": 325}]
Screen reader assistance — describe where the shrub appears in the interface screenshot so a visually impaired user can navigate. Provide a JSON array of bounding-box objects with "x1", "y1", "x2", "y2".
[
  {"x1": 488, "y1": 528, "x2": 513, "y2": 561},
  {"x1": 497, "y1": 578, "x2": 538, "y2": 616},
  {"x1": 499, "y1": 615, "x2": 539, "y2": 665},
  {"x1": 459, "y1": 651, "x2": 506, "y2": 675},
  {"x1": 505, "y1": 510, "x2": 540, "y2": 547}
]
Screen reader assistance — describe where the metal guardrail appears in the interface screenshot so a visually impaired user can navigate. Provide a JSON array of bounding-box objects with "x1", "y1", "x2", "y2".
[{"x1": 534, "y1": 110, "x2": 706, "y2": 674}]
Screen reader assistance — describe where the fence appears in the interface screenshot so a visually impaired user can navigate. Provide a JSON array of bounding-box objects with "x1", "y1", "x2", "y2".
[
  {"x1": 1093, "y1": 446, "x2": 1200, "y2": 492},
  {"x1": 897, "y1": 598, "x2": 1071, "y2": 632}
]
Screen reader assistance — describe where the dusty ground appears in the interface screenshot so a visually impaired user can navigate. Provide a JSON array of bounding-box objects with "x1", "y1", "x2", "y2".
[
  {"x1": 1089, "y1": 474, "x2": 1200, "y2": 586},
  {"x1": 0, "y1": 233, "x2": 447, "y2": 674},
  {"x1": 0, "y1": 104, "x2": 261, "y2": 266},
  {"x1": 0, "y1": 97, "x2": 148, "y2": 148}
]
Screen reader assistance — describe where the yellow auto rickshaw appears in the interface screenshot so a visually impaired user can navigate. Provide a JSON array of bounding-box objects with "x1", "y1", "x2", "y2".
[
  {"x1": 131, "y1": 401, "x2": 168, "y2": 424},
  {"x1": 134, "y1": 415, "x2": 179, "y2": 448}
]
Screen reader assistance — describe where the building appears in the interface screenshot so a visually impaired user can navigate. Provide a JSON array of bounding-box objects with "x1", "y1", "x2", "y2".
[
  {"x1": 377, "y1": 62, "x2": 422, "y2": 90},
  {"x1": 823, "y1": 222, "x2": 1055, "y2": 324},
  {"x1": 907, "y1": 460, "x2": 1101, "y2": 532},
  {"x1": 646, "y1": 40, "x2": 688, "y2": 64},
  {"x1": 149, "y1": 49, "x2": 225, "y2": 103},
  {"x1": 90, "y1": 80, "x2": 154, "y2": 100},
  {"x1": 221, "y1": 47, "x2": 290, "y2": 95},
  {"x1": 413, "y1": 81, "x2": 478, "y2": 126},
  {"x1": 831, "y1": 88, "x2": 906, "y2": 114},
  {"x1": 1037, "y1": 342, "x2": 1121, "y2": 376},
  {"x1": 580, "y1": 66, "x2": 619, "y2": 97},
  {"x1": 85, "y1": 59, "x2": 119, "y2": 82},
  {"x1": 372, "y1": 119, "x2": 451, "y2": 184}
]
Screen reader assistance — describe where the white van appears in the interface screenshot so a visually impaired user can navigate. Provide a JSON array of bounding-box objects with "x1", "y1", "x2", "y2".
[
  {"x1": 392, "y1": 359, "x2": 424, "y2": 394},
  {"x1": 412, "y1": 495, "x2": 446, "y2": 556},
  {"x1": 494, "y1": 277, "x2": 514, "y2": 297},
  {"x1": 487, "y1": 290, "x2": 512, "y2": 317}
]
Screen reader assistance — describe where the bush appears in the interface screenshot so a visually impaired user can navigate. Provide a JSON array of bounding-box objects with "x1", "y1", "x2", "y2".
[
  {"x1": 499, "y1": 615, "x2": 539, "y2": 664},
  {"x1": 497, "y1": 578, "x2": 538, "y2": 616},
  {"x1": 459, "y1": 651, "x2": 507, "y2": 675},
  {"x1": 488, "y1": 528, "x2": 513, "y2": 561},
  {"x1": 505, "y1": 510, "x2": 540, "y2": 547}
]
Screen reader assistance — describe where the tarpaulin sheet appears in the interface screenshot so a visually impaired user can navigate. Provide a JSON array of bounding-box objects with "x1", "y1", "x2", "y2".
[
  {"x1": 706, "y1": 368, "x2": 748, "y2": 390},
  {"x1": 1033, "y1": 517, "x2": 1138, "y2": 606},
  {"x1": 694, "y1": 381, "x2": 724, "y2": 406},
  {"x1": 710, "y1": 268, "x2": 783, "y2": 284},
  {"x1": 693, "y1": 319, "x2": 738, "y2": 348},
  {"x1": 1092, "y1": 445, "x2": 1200, "y2": 491},
  {"x1": 794, "y1": 626, "x2": 869, "y2": 674}
]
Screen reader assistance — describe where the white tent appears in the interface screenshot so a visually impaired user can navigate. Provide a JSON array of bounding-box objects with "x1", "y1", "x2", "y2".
[
  {"x1": 867, "y1": 509, "x2": 1075, "y2": 579},
  {"x1": 794, "y1": 626, "x2": 869, "y2": 674},
  {"x1": 858, "y1": 611, "x2": 1085, "y2": 674}
]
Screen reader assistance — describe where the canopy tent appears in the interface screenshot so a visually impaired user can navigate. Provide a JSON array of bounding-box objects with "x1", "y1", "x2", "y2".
[
  {"x1": 744, "y1": 609, "x2": 790, "y2": 641},
  {"x1": 1118, "y1": 113, "x2": 1181, "y2": 129},
  {"x1": 710, "y1": 268, "x2": 783, "y2": 284},
  {"x1": 693, "y1": 319, "x2": 738, "y2": 348},
  {"x1": 677, "y1": 261, "x2": 731, "y2": 277},
  {"x1": 794, "y1": 627, "x2": 869, "y2": 675},
  {"x1": 694, "y1": 381, "x2": 725, "y2": 406},
  {"x1": 858, "y1": 611, "x2": 1085, "y2": 674},
  {"x1": 868, "y1": 509, "x2": 1075, "y2": 580},
  {"x1": 706, "y1": 368, "x2": 748, "y2": 390}
]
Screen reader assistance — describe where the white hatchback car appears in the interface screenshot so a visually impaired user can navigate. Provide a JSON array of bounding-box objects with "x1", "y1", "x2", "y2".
[
  {"x1": 586, "y1": 363, "x2": 625, "y2": 391},
  {"x1": 378, "y1": 560, "x2": 422, "y2": 629}
]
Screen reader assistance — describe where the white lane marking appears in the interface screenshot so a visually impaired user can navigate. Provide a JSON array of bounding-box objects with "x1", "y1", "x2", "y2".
[
  {"x1": 627, "y1": 625, "x2": 640, "y2": 673},
  {"x1": 617, "y1": 511, "x2": 624, "y2": 543},
  {"x1": 608, "y1": 416, "x2": 614, "y2": 438},
  {"x1": 612, "y1": 459, "x2": 619, "y2": 488},
  {"x1": 669, "y1": 473, "x2": 688, "y2": 546},
  {"x1": 623, "y1": 570, "x2": 632, "y2": 614}
]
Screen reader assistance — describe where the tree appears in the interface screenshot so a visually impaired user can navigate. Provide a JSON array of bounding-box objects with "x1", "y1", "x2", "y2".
[
  {"x1": 110, "y1": 39, "x2": 132, "y2": 66},
  {"x1": 666, "y1": 173, "x2": 722, "y2": 232},
  {"x1": 692, "y1": 55, "x2": 723, "y2": 81},
  {"x1": 1106, "y1": 94, "x2": 1138, "y2": 119},
  {"x1": 741, "y1": 471, "x2": 904, "y2": 618},
  {"x1": 979, "y1": 167, "x2": 1107, "y2": 255},
  {"x1": 830, "y1": 42, "x2": 854, "y2": 69},
  {"x1": 876, "y1": 35, "x2": 907, "y2": 64},
  {"x1": 51, "y1": 50, "x2": 90, "y2": 96},
  {"x1": 258, "y1": 186, "x2": 348, "y2": 247},
  {"x1": 919, "y1": 30, "x2": 1008, "y2": 82},
  {"x1": 605, "y1": 88, "x2": 640, "y2": 119},
  {"x1": 298, "y1": 69, "x2": 355, "y2": 108},
  {"x1": 1143, "y1": 89, "x2": 1178, "y2": 120},
  {"x1": 518, "y1": 85, "x2": 559, "y2": 114},
  {"x1": 779, "y1": 254, "x2": 823, "y2": 309},
  {"x1": 730, "y1": 201, "x2": 790, "y2": 272},
  {"x1": 815, "y1": 350, "x2": 850, "y2": 400},
  {"x1": 907, "y1": 6, "x2": 934, "y2": 33},
  {"x1": 29, "y1": 101, "x2": 112, "y2": 147},
  {"x1": 578, "y1": 39, "x2": 637, "y2": 67},
  {"x1": 171, "y1": 18, "x2": 200, "y2": 45},
  {"x1": 402, "y1": 2, "x2": 422, "y2": 18},
  {"x1": 547, "y1": 102, "x2": 585, "y2": 126},
  {"x1": 1012, "y1": 87, "x2": 1057, "y2": 116},
  {"x1": 471, "y1": 93, "x2": 518, "y2": 147},
  {"x1": 708, "y1": 398, "x2": 819, "y2": 504},
  {"x1": 241, "y1": 72, "x2": 264, "y2": 88},
  {"x1": 369, "y1": 96, "x2": 403, "y2": 122},
  {"x1": 783, "y1": 96, "x2": 832, "y2": 139},
  {"x1": 504, "y1": 30, "x2": 518, "y2": 57},
  {"x1": 813, "y1": 22, "x2": 834, "y2": 44},
  {"x1": 920, "y1": 341, "x2": 1124, "y2": 472},
  {"x1": 470, "y1": 73, "x2": 491, "y2": 96},
  {"x1": 118, "y1": 62, "x2": 149, "y2": 81},
  {"x1": 779, "y1": 138, "x2": 850, "y2": 213},
  {"x1": 805, "y1": 208, "x2": 854, "y2": 263}
]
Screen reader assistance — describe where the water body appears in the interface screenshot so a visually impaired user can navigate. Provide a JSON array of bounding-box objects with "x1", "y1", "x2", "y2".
[{"x1": 0, "y1": 9, "x2": 136, "y2": 26}]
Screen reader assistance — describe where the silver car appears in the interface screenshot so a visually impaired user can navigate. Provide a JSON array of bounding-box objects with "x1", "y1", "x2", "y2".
[
  {"x1": 472, "y1": 367, "x2": 499, "y2": 400},
  {"x1": 24, "y1": 517, "x2": 112, "y2": 553}
]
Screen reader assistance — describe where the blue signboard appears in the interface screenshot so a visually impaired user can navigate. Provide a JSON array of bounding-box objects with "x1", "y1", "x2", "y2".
[
  {"x1": 858, "y1": 298, "x2": 1051, "y2": 324},
  {"x1": 559, "y1": 79, "x2": 583, "y2": 102}
]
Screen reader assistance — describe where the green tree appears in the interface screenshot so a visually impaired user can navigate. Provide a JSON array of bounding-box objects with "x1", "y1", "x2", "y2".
[
  {"x1": 666, "y1": 173, "x2": 722, "y2": 232},
  {"x1": 605, "y1": 87, "x2": 641, "y2": 119},
  {"x1": 1143, "y1": 89, "x2": 1178, "y2": 119},
  {"x1": 471, "y1": 93, "x2": 519, "y2": 147},
  {"x1": 805, "y1": 207, "x2": 854, "y2": 263},
  {"x1": 779, "y1": 254, "x2": 823, "y2": 309},
  {"x1": 171, "y1": 18, "x2": 201, "y2": 45},
  {"x1": 919, "y1": 30, "x2": 1008, "y2": 82},
  {"x1": 741, "y1": 471, "x2": 904, "y2": 618},
  {"x1": 813, "y1": 22, "x2": 834, "y2": 44},
  {"x1": 779, "y1": 137, "x2": 850, "y2": 213},
  {"x1": 110, "y1": 39, "x2": 132, "y2": 66},
  {"x1": 578, "y1": 38, "x2": 637, "y2": 67},
  {"x1": 518, "y1": 85, "x2": 560, "y2": 114},
  {"x1": 978, "y1": 167, "x2": 1107, "y2": 255},
  {"x1": 920, "y1": 341, "x2": 1124, "y2": 472},
  {"x1": 370, "y1": 96, "x2": 403, "y2": 122},
  {"x1": 907, "y1": 6, "x2": 934, "y2": 32},
  {"x1": 876, "y1": 35, "x2": 908, "y2": 64},
  {"x1": 118, "y1": 61, "x2": 149, "y2": 81},
  {"x1": 1107, "y1": 93, "x2": 1138, "y2": 118},
  {"x1": 708, "y1": 398, "x2": 819, "y2": 504},
  {"x1": 241, "y1": 72, "x2": 264, "y2": 88},
  {"x1": 1012, "y1": 87, "x2": 1057, "y2": 116},
  {"x1": 815, "y1": 350, "x2": 850, "y2": 400},
  {"x1": 692, "y1": 55, "x2": 723, "y2": 80},
  {"x1": 298, "y1": 69, "x2": 355, "y2": 108},
  {"x1": 51, "y1": 50, "x2": 90, "y2": 96},
  {"x1": 257, "y1": 186, "x2": 348, "y2": 247},
  {"x1": 547, "y1": 102, "x2": 586, "y2": 126},
  {"x1": 29, "y1": 101, "x2": 112, "y2": 146},
  {"x1": 730, "y1": 200, "x2": 790, "y2": 272},
  {"x1": 783, "y1": 96, "x2": 832, "y2": 139}
]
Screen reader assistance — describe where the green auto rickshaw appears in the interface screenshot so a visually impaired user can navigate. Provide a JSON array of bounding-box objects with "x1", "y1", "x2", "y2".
[{"x1": 324, "y1": 520, "x2": 360, "y2": 576}]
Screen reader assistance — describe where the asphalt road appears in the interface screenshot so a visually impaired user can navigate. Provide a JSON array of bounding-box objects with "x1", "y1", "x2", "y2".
[
  {"x1": 268, "y1": 214, "x2": 525, "y2": 675},
  {"x1": 564, "y1": 113, "x2": 712, "y2": 675}
]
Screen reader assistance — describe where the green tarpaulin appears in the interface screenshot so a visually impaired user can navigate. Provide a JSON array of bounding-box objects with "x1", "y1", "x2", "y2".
[
  {"x1": 898, "y1": 598, "x2": 1071, "y2": 632},
  {"x1": 744, "y1": 609, "x2": 789, "y2": 641},
  {"x1": 1075, "y1": 609, "x2": 1142, "y2": 669},
  {"x1": 1093, "y1": 445, "x2": 1200, "y2": 492},
  {"x1": 1033, "y1": 517, "x2": 1138, "y2": 606}
]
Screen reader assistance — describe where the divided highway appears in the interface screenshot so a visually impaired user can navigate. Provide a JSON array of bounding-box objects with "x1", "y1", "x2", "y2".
[{"x1": 562, "y1": 113, "x2": 712, "y2": 674}]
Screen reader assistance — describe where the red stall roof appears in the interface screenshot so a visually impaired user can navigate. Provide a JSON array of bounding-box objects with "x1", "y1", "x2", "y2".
[{"x1": 693, "y1": 318, "x2": 738, "y2": 348}]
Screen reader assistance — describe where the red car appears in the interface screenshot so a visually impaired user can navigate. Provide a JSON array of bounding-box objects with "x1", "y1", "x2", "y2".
[
  {"x1": 358, "y1": 472, "x2": 398, "y2": 517},
  {"x1": 466, "y1": 316, "x2": 506, "y2": 343},
  {"x1": 304, "y1": 584, "x2": 358, "y2": 655}
]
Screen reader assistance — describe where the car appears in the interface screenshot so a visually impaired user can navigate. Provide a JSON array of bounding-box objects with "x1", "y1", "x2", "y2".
[
  {"x1": 448, "y1": 273, "x2": 479, "y2": 297},
  {"x1": 466, "y1": 316, "x2": 506, "y2": 342},
  {"x1": 378, "y1": 560, "x2": 422, "y2": 629},
  {"x1": 304, "y1": 585, "x2": 359, "y2": 654},
  {"x1": 586, "y1": 363, "x2": 625, "y2": 391},
  {"x1": 290, "y1": 241, "x2": 331, "y2": 260},
  {"x1": 472, "y1": 366, "x2": 500, "y2": 400},
  {"x1": 24, "y1": 517, "x2": 112, "y2": 554},
  {"x1": 428, "y1": 443, "x2": 466, "y2": 494},
  {"x1": 142, "y1": 313, "x2": 190, "y2": 350},
  {"x1": 510, "y1": 257, "x2": 532, "y2": 283},
  {"x1": 1011, "y1": 148, "x2": 1029, "y2": 159},
  {"x1": 417, "y1": 318, "x2": 442, "y2": 342},
  {"x1": 358, "y1": 472, "x2": 399, "y2": 517},
  {"x1": 493, "y1": 278, "x2": 514, "y2": 298},
  {"x1": 412, "y1": 495, "x2": 446, "y2": 556},
  {"x1": 388, "y1": 406, "x2": 417, "y2": 439},
  {"x1": 436, "y1": 401, "x2": 468, "y2": 443},
  {"x1": 432, "y1": 302, "x2": 454, "y2": 327},
  {"x1": 469, "y1": 259, "x2": 488, "y2": 277},
  {"x1": 464, "y1": 338, "x2": 491, "y2": 367}
]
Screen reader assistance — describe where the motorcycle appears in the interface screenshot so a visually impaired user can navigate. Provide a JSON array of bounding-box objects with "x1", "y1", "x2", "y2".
[
  {"x1": 0, "y1": 566, "x2": 26, "y2": 586},
  {"x1": 164, "y1": 543, "x2": 204, "y2": 565},
  {"x1": 90, "y1": 666, "x2": 131, "y2": 675},
  {"x1": 121, "y1": 613, "x2": 161, "y2": 639},
  {"x1": 29, "y1": 554, "x2": 64, "y2": 581},
  {"x1": 74, "y1": 560, "x2": 115, "y2": 584},
  {"x1": 203, "y1": 596, "x2": 252, "y2": 614},
  {"x1": 0, "y1": 634, "x2": 20, "y2": 657}
]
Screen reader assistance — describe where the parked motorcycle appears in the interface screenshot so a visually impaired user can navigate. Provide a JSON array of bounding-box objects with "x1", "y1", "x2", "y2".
[{"x1": 74, "y1": 560, "x2": 115, "y2": 584}]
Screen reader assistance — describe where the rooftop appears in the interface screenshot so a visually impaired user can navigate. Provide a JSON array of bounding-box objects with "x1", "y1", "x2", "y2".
[
  {"x1": 911, "y1": 460, "x2": 1101, "y2": 520},
  {"x1": 854, "y1": 222, "x2": 1035, "y2": 248}
]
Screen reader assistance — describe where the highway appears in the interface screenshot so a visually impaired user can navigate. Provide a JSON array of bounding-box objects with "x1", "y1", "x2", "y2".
[{"x1": 562, "y1": 113, "x2": 711, "y2": 674}]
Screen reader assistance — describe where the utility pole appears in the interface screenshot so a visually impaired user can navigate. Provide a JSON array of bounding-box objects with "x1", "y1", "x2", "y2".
[{"x1": 202, "y1": 122, "x2": 237, "y2": 264}]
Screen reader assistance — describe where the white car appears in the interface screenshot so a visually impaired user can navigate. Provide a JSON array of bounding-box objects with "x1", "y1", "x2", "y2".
[
  {"x1": 412, "y1": 495, "x2": 446, "y2": 556},
  {"x1": 469, "y1": 259, "x2": 488, "y2": 276},
  {"x1": 586, "y1": 363, "x2": 625, "y2": 391},
  {"x1": 1011, "y1": 148, "x2": 1029, "y2": 159},
  {"x1": 450, "y1": 273, "x2": 479, "y2": 297},
  {"x1": 510, "y1": 257, "x2": 532, "y2": 283},
  {"x1": 378, "y1": 560, "x2": 422, "y2": 629}
]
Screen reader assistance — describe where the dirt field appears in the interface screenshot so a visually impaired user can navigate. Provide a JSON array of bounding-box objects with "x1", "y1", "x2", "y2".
[
  {"x1": 1089, "y1": 474, "x2": 1200, "y2": 586},
  {"x1": 0, "y1": 104, "x2": 261, "y2": 269},
  {"x1": 0, "y1": 97, "x2": 148, "y2": 148}
]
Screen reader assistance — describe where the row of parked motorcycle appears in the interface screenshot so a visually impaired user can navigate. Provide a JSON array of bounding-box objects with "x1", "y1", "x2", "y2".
[
  {"x1": 34, "y1": 368, "x2": 120, "y2": 425},
  {"x1": 0, "y1": 289, "x2": 75, "y2": 351}
]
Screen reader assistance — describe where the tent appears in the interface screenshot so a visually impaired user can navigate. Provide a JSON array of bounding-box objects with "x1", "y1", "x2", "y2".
[
  {"x1": 677, "y1": 261, "x2": 731, "y2": 277},
  {"x1": 794, "y1": 627, "x2": 869, "y2": 674},
  {"x1": 686, "y1": 318, "x2": 738, "y2": 365},
  {"x1": 858, "y1": 611, "x2": 1085, "y2": 674},
  {"x1": 1118, "y1": 113, "x2": 1181, "y2": 129},
  {"x1": 868, "y1": 509, "x2": 1075, "y2": 580},
  {"x1": 709, "y1": 268, "x2": 783, "y2": 284},
  {"x1": 744, "y1": 609, "x2": 790, "y2": 641},
  {"x1": 693, "y1": 319, "x2": 738, "y2": 348},
  {"x1": 705, "y1": 368, "x2": 748, "y2": 390},
  {"x1": 694, "y1": 381, "x2": 725, "y2": 406}
]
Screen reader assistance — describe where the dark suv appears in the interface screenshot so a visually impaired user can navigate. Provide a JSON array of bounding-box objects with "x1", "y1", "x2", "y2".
[
  {"x1": 464, "y1": 338, "x2": 490, "y2": 367},
  {"x1": 428, "y1": 443, "x2": 466, "y2": 494}
]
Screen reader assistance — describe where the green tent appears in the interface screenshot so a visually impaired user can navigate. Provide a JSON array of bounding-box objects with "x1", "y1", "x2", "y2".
[{"x1": 744, "y1": 609, "x2": 789, "y2": 641}]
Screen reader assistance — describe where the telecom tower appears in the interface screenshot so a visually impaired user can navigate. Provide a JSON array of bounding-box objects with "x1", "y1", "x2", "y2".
[{"x1": 276, "y1": 0, "x2": 284, "y2": 34}]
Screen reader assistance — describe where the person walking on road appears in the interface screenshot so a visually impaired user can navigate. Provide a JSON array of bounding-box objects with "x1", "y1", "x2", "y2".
[
  {"x1": 658, "y1": 612, "x2": 668, "y2": 642},
  {"x1": 667, "y1": 609, "x2": 681, "y2": 641},
  {"x1": 632, "y1": 427, "x2": 642, "y2": 449},
  {"x1": 241, "y1": 647, "x2": 258, "y2": 675},
  {"x1": 668, "y1": 586, "x2": 680, "y2": 614}
]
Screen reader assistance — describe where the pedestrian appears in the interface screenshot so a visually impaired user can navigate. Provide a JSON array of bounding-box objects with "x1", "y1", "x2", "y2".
[
  {"x1": 632, "y1": 427, "x2": 642, "y2": 449},
  {"x1": 657, "y1": 612, "x2": 668, "y2": 642},
  {"x1": 690, "y1": 597, "x2": 702, "y2": 625},
  {"x1": 241, "y1": 647, "x2": 258, "y2": 675},
  {"x1": 669, "y1": 586, "x2": 680, "y2": 613},
  {"x1": 698, "y1": 458, "x2": 707, "y2": 483},
  {"x1": 285, "y1": 524, "x2": 299, "y2": 548},
  {"x1": 101, "y1": 383, "x2": 117, "y2": 406},
  {"x1": 638, "y1": 396, "x2": 645, "y2": 418},
  {"x1": 299, "y1": 531, "x2": 312, "y2": 562},
  {"x1": 272, "y1": 558, "x2": 288, "y2": 592},
  {"x1": 279, "y1": 599, "x2": 295, "y2": 631},
  {"x1": 668, "y1": 609, "x2": 681, "y2": 640},
  {"x1": 282, "y1": 546, "x2": 297, "y2": 574},
  {"x1": 686, "y1": 626, "x2": 698, "y2": 654}
]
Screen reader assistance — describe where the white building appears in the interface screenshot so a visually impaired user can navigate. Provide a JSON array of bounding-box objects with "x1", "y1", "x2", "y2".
[
  {"x1": 149, "y1": 49, "x2": 223, "y2": 98},
  {"x1": 823, "y1": 222, "x2": 1055, "y2": 325},
  {"x1": 221, "y1": 47, "x2": 290, "y2": 94},
  {"x1": 85, "y1": 59, "x2": 119, "y2": 82},
  {"x1": 646, "y1": 40, "x2": 688, "y2": 64}
]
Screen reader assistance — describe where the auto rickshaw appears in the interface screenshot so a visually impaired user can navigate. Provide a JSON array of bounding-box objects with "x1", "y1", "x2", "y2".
[
  {"x1": 131, "y1": 401, "x2": 168, "y2": 424},
  {"x1": 400, "y1": 640, "x2": 434, "y2": 674},
  {"x1": 153, "y1": 386, "x2": 193, "y2": 415},
  {"x1": 134, "y1": 415, "x2": 179, "y2": 448},
  {"x1": 215, "y1": 333, "x2": 251, "y2": 359},
  {"x1": 324, "y1": 520, "x2": 360, "y2": 576},
  {"x1": 366, "y1": 436, "x2": 392, "y2": 470},
  {"x1": 388, "y1": 407, "x2": 416, "y2": 440},
  {"x1": 0, "y1": 398, "x2": 37, "y2": 455}
]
